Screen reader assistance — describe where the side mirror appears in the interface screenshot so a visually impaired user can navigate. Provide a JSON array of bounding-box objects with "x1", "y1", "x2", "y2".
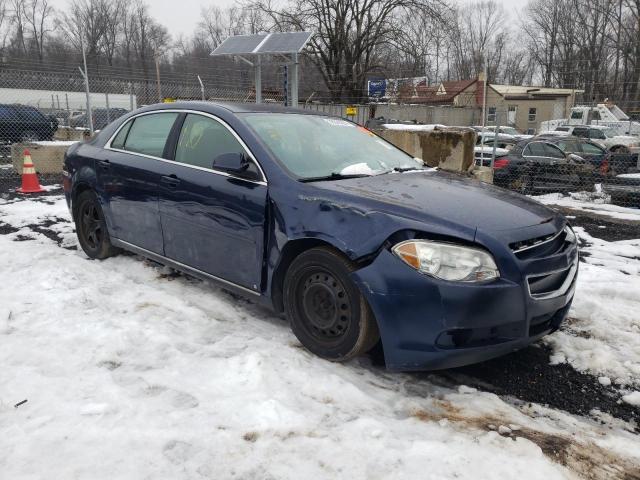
[{"x1": 212, "y1": 152, "x2": 260, "y2": 181}]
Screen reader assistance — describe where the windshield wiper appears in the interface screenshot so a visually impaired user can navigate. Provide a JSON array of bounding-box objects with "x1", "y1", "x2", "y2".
[
  {"x1": 392, "y1": 166, "x2": 424, "y2": 173},
  {"x1": 299, "y1": 172, "x2": 373, "y2": 183}
]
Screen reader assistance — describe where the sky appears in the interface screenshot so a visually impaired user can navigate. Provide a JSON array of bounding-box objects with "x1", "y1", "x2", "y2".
[
  {"x1": 146, "y1": 0, "x2": 529, "y2": 39},
  {"x1": 47, "y1": 0, "x2": 529, "y2": 40}
]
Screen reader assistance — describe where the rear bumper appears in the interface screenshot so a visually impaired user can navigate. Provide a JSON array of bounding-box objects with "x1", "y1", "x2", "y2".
[{"x1": 351, "y1": 247, "x2": 577, "y2": 371}]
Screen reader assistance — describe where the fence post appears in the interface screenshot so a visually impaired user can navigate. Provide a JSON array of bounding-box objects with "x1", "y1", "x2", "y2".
[
  {"x1": 128, "y1": 82, "x2": 134, "y2": 110},
  {"x1": 197, "y1": 75, "x2": 205, "y2": 101},
  {"x1": 105, "y1": 92, "x2": 111, "y2": 123},
  {"x1": 155, "y1": 56, "x2": 162, "y2": 103},
  {"x1": 65, "y1": 94, "x2": 70, "y2": 127}
]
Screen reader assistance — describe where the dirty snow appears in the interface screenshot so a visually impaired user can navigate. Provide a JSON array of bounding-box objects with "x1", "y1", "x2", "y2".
[
  {"x1": 544, "y1": 227, "x2": 640, "y2": 387},
  {"x1": 622, "y1": 392, "x2": 640, "y2": 406},
  {"x1": 533, "y1": 192, "x2": 640, "y2": 221},
  {"x1": 32, "y1": 140, "x2": 78, "y2": 147},
  {"x1": 382, "y1": 123, "x2": 446, "y2": 131},
  {"x1": 1, "y1": 195, "x2": 639, "y2": 479}
]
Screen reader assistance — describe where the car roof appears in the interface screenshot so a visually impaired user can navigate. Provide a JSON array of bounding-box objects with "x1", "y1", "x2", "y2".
[{"x1": 138, "y1": 100, "x2": 325, "y2": 116}]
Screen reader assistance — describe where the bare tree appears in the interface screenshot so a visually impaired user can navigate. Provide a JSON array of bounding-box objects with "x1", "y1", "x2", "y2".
[
  {"x1": 23, "y1": 0, "x2": 53, "y2": 61},
  {"x1": 251, "y1": 0, "x2": 447, "y2": 101}
]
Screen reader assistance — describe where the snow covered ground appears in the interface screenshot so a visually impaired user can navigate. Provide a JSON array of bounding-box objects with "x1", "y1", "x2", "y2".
[
  {"x1": 1, "y1": 192, "x2": 639, "y2": 479},
  {"x1": 534, "y1": 192, "x2": 640, "y2": 221}
]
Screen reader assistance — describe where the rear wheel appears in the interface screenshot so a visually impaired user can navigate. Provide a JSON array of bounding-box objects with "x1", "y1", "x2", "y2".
[
  {"x1": 283, "y1": 247, "x2": 379, "y2": 361},
  {"x1": 74, "y1": 190, "x2": 119, "y2": 259}
]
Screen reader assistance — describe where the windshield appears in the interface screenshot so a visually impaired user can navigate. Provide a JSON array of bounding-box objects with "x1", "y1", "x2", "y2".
[
  {"x1": 242, "y1": 113, "x2": 424, "y2": 179},
  {"x1": 500, "y1": 127, "x2": 519, "y2": 135}
]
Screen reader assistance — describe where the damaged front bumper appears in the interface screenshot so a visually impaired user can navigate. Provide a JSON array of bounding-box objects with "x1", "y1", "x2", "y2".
[{"x1": 351, "y1": 244, "x2": 578, "y2": 371}]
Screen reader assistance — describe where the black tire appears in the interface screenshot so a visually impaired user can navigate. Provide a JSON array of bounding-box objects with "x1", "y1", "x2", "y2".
[
  {"x1": 283, "y1": 247, "x2": 380, "y2": 361},
  {"x1": 74, "y1": 190, "x2": 120, "y2": 260}
]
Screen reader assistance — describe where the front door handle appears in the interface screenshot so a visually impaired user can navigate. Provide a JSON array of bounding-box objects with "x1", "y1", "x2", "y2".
[
  {"x1": 160, "y1": 174, "x2": 180, "y2": 189},
  {"x1": 98, "y1": 159, "x2": 110, "y2": 170}
]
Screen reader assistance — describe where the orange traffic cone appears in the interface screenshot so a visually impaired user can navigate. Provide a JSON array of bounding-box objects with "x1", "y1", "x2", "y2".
[{"x1": 17, "y1": 149, "x2": 45, "y2": 194}]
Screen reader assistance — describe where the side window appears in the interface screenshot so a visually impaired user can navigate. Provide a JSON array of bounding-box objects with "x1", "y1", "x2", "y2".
[
  {"x1": 524, "y1": 142, "x2": 546, "y2": 157},
  {"x1": 573, "y1": 128, "x2": 588, "y2": 138},
  {"x1": 16, "y1": 106, "x2": 45, "y2": 121},
  {"x1": 111, "y1": 120, "x2": 132, "y2": 149},
  {"x1": 543, "y1": 143, "x2": 565, "y2": 159},
  {"x1": 582, "y1": 142, "x2": 604, "y2": 154},
  {"x1": 122, "y1": 113, "x2": 178, "y2": 158},
  {"x1": 589, "y1": 129, "x2": 605, "y2": 140},
  {"x1": 175, "y1": 114, "x2": 255, "y2": 174}
]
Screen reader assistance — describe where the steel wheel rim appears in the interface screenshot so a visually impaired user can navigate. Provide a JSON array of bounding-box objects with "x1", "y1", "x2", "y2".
[{"x1": 299, "y1": 269, "x2": 351, "y2": 341}]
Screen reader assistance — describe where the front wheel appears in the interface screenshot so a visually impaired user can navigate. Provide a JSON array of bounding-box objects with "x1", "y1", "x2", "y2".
[
  {"x1": 283, "y1": 247, "x2": 380, "y2": 361},
  {"x1": 74, "y1": 190, "x2": 120, "y2": 259}
]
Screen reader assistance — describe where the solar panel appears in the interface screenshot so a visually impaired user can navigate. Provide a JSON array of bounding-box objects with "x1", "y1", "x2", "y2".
[
  {"x1": 211, "y1": 34, "x2": 269, "y2": 56},
  {"x1": 258, "y1": 32, "x2": 313, "y2": 54},
  {"x1": 211, "y1": 32, "x2": 313, "y2": 56}
]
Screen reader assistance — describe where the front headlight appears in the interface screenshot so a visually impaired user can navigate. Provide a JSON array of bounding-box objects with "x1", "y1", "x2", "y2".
[{"x1": 392, "y1": 240, "x2": 500, "y2": 282}]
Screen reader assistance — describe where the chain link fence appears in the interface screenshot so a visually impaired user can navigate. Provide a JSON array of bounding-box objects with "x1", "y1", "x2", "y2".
[{"x1": 1, "y1": 67, "x2": 639, "y2": 209}]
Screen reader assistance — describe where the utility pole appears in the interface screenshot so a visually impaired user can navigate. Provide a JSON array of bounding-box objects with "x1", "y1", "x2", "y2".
[{"x1": 481, "y1": 51, "x2": 488, "y2": 128}]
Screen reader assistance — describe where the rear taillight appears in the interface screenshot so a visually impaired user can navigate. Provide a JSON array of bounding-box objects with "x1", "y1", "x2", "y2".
[
  {"x1": 600, "y1": 155, "x2": 609, "y2": 175},
  {"x1": 493, "y1": 158, "x2": 510, "y2": 169}
]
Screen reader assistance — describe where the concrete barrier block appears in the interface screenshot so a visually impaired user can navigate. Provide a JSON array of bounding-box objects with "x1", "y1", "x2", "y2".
[
  {"x1": 12, "y1": 141, "x2": 77, "y2": 174},
  {"x1": 471, "y1": 166, "x2": 494, "y2": 184},
  {"x1": 377, "y1": 127, "x2": 476, "y2": 172},
  {"x1": 54, "y1": 127, "x2": 89, "y2": 142}
]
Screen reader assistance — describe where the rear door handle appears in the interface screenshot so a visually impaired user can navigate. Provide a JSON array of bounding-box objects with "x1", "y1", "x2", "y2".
[
  {"x1": 160, "y1": 174, "x2": 180, "y2": 188},
  {"x1": 98, "y1": 159, "x2": 110, "y2": 170}
]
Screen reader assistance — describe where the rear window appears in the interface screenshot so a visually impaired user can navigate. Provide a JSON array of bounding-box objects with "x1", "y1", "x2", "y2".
[
  {"x1": 15, "y1": 106, "x2": 45, "y2": 121},
  {"x1": 556, "y1": 126, "x2": 569, "y2": 132},
  {"x1": 0, "y1": 105, "x2": 15, "y2": 120},
  {"x1": 121, "y1": 113, "x2": 178, "y2": 158}
]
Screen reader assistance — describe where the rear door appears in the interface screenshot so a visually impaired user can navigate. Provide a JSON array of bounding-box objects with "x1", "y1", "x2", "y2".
[
  {"x1": 522, "y1": 141, "x2": 577, "y2": 191},
  {"x1": 98, "y1": 111, "x2": 180, "y2": 254},
  {"x1": 158, "y1": 112, "x2": 267, "y2": 291}
]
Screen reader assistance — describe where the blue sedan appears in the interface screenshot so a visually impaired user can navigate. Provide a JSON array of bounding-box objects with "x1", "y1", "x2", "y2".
[{"x1": 63, "y1": 102, "x2": 578, "y2": 370}]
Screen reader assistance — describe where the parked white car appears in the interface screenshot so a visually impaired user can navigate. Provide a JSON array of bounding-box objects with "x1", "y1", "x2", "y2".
[
  {"x1": 474, "y1": 145, "x2": 510, "y2": 167},
  {"x1": 552, "y1": 125, "x2": 640, "y2": 153},
  {"x1": 473, "y1": 126, "x2": 533, "y2": 141}
]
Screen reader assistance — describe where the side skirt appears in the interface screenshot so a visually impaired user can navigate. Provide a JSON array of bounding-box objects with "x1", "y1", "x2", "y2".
[{"x1": 111, "y1": 237, "x2": 274, "y2": 309}]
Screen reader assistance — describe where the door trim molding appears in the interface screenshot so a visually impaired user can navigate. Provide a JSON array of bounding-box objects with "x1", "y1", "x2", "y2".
[
  {"x1": 104, "y1": 109, "x2": 268, "y2": 186},
  {"x1": 111, "y1": 237, "x2": 261, "y2": 297}
]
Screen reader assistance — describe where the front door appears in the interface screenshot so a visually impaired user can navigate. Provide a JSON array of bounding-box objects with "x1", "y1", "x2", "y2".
[
  {"x1": 158, "y1": 113, "x2": 267, "y2": 291},
  {"x1": 97, "y1": 111, "x2": 179, "y2": 254}
]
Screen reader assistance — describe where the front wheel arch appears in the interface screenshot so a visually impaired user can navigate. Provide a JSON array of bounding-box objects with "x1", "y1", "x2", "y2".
[{"x1": 271, "y1": 238, "x2": 345, "y2": 313}]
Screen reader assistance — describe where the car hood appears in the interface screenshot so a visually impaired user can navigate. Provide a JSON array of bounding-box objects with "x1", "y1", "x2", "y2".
[
  {"x1": 311, "y1": 170, "x2": 560, "y2": 234},
  {"x1": 610, "y1": 135, "x2": 639, "y2": 144}
]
